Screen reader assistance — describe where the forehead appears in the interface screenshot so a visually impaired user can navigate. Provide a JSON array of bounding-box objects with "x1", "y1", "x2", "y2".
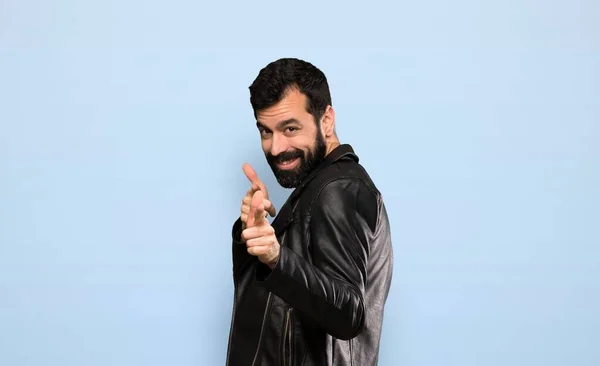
[{"x1": 256, "y1": 89, "x2": 312, "y2": 128}]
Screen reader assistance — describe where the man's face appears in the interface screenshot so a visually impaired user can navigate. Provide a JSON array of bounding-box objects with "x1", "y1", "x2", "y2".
[{"x1": 255, "y1": 88, "x2": 327, "y2": 188}]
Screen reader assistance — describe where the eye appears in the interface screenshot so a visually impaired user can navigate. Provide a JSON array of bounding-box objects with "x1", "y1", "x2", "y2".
[
  {"x1": 259, "y1": 128, "x2": 272, "y2": 138},
  {"x1": 285, "y1": 127, "x2": 298, "y2": 133}
]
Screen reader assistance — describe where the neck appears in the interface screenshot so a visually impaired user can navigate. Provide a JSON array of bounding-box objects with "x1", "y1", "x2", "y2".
[{"x1": 325, "y1": 136, "x2": 340, "y2": 156}]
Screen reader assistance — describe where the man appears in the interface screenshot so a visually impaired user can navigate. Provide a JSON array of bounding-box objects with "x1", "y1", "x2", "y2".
[{"x1": 226, "y1": 58, "x2": 394, "y2": 366}]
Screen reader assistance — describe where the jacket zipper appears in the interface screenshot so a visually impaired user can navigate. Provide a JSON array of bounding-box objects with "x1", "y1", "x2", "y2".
[
  {"x1": 283, "y1": 308, "x2": 293, "y2": 366},
  {"x1": 251, "y1": 292, "x2": 273, "y2": 366}
]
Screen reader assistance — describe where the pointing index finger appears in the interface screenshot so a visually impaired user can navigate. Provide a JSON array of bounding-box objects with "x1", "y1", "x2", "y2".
[{"x1": 249, "y1": 190, "x2": 267, "y2": 227}]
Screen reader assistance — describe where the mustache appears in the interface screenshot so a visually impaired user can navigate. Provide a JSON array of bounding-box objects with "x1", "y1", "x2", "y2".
[{"x1": 267, "y1": 149, "x2": 304, "y2": 164}]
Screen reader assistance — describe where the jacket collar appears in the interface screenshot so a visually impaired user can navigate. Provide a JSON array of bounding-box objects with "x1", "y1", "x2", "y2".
[{"x1": 323, "y1": 143, "x2": 359, "y2": 165}]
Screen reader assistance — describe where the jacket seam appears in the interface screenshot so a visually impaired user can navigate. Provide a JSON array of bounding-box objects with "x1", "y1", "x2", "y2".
[{"x1": 350, "y1": 338, "x2": 354, "y2": 366}]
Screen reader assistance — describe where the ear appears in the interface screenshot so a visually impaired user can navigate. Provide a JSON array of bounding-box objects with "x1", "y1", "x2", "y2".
[{"x1": 320, "y1": 106, "x2": 336, "y2": 138}]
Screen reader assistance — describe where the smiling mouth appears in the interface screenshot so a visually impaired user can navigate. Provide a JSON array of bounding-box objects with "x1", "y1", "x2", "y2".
[{"x1": 277, "y1": 157, "x2": 300, "y2": 170}]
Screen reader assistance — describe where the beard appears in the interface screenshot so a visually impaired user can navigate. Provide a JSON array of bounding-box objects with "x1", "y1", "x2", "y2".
[{"x1": 266, "y1": 131, "x2": 327, "y2": 189}]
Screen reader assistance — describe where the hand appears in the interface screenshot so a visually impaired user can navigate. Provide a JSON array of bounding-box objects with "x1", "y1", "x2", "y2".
[
  {"x1": 240, "y1": 164, "x2": 276, "y2": 231},
  {"x1": 242, "y1": 189, "x2": 280, "y2": 269}
]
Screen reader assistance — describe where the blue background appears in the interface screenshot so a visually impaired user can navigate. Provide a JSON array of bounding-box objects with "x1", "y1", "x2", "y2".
[{"x1": 1, "y1": 0, "x2": 598, "y2": 365}]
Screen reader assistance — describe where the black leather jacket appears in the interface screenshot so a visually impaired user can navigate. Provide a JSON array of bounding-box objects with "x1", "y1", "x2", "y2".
[{"x1": 226, "y1": 144, "x2": 394, "y2": 366}]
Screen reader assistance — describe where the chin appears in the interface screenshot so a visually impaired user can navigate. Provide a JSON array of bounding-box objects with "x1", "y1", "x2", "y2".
[
  {"x1": 278, "y1": 182, "x2": 298, "y2": 189},
  {"x1": 273, "y1": 171, "x2": 302, "y2": 189},
  {"x1": 274, "y1": 175, "x2": 300, "y2": 189}
]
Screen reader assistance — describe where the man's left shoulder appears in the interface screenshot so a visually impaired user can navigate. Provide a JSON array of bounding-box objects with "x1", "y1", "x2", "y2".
[
  {"x1": 305, "y1": 163, "x2": 381, "y2": 232},
  {"x1": 303, "y1": 160, "x2": 380, "y2": 214},
  {"x1": 315, "y1": 159, "x2": 380, "y2": 196}
]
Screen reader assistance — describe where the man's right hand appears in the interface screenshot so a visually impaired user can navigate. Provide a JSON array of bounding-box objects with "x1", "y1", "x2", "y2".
[{"x1": 240, "y1": 163, "x2": 276, "y2": 235}]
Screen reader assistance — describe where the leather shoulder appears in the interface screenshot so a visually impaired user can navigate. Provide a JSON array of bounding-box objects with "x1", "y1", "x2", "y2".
[{"x1": 295, "y1": 158, "x2": 380, "y2": 219}]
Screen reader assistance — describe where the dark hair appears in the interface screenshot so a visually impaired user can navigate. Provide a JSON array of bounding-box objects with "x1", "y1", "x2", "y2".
[{"x1": 249, "y1": 58, "x2": 332, "y2": 122}]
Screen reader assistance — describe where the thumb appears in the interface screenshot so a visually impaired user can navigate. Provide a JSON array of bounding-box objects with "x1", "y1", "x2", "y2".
[{"x1": 264, "y1": 199, "x2": 277, "y2": 217}]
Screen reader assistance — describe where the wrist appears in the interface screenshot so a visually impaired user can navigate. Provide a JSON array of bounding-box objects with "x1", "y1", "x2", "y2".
[{"x1": 266, "y1": 251, "x2": 280, "y2": 270}]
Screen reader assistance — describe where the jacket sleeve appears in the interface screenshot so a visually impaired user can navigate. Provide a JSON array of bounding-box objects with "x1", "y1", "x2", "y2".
[
  {"x1": 231, "y1": 218, "x2": 254, "y2": 277},
  {"x1": 256, "y1": 178, "x2": 378, "y2": 340}
]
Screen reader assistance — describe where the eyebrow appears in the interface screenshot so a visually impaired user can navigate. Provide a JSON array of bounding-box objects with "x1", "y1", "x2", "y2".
[{"x1": 256, "y1": 118, "x2": 300, "y2": 131}]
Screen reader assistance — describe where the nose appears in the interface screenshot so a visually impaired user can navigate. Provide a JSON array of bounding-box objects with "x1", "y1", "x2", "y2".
[{"x1": 270, "y1": 133, "x2": 289, "y2": 156}]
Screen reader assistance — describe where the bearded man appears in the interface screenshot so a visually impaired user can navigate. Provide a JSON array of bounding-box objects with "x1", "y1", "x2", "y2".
[{"x1": 226, "y1": 58, "x2": 394, "y2": 366}]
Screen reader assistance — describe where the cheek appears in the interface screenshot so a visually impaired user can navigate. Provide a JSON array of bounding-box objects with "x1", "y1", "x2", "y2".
[
  {"x1": 294, "y1": 136, "x2": 316, "y2": 152},
  {"x1": 261, "y1": 139, "x2": 271, "y2": 153}
]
